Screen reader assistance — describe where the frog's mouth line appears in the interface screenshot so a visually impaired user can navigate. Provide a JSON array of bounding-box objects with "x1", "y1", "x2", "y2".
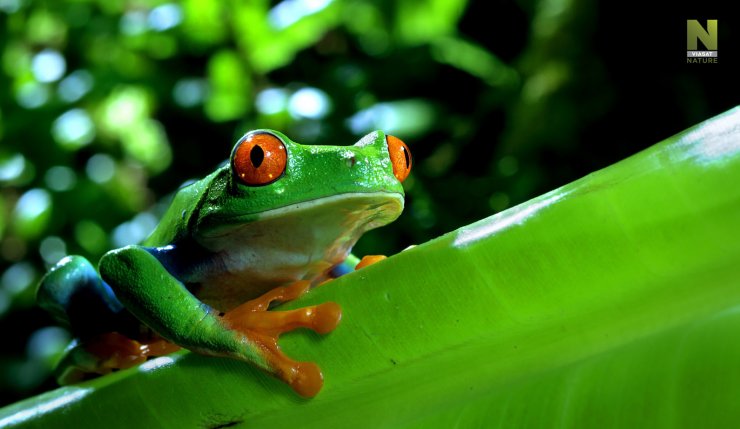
[
  {"x1": 198, "y1": 191, "x2": 405, "y2": 240},
  {"x1": 256, "y1": 191, "x2": 404, "y2": 219}
]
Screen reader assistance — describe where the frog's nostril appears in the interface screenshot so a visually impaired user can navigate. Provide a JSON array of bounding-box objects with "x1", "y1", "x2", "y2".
[{"x1": 346, "y1": 156, "x2": 356, "y2": 168}]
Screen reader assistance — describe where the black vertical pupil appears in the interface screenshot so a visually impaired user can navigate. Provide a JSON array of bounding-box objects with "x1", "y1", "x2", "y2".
[
  {"x1": 402, "y1": 146, "x2": 410, "y2": 169},
  {"x1": 250, "y1": 145, "x2": 265, "y2": 168}
]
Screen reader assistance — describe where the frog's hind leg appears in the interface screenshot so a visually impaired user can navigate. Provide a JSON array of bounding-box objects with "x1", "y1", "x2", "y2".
[
  {"x1": 37, "y1": 256, "x2": 137, "y2": 336},
  {"x1": 54, "y1": 332, "x2": 180, "y2": 384},
  {"x1": 37, "y1": 256, "x2": 178, "y2": 383},
  {"x1": 221, "y1": 280, "x2": 341, "y2": 397}
]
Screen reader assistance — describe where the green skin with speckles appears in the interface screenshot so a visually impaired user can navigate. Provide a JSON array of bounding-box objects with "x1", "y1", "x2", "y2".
[{"x1": 37, "y1": 129, "x2": 406, "y2": 389}]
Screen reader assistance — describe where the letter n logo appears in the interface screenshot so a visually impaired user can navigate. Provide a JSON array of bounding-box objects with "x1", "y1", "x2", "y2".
[{"x1": 687, "y1": 20, "x2": 718, "y2": 50}]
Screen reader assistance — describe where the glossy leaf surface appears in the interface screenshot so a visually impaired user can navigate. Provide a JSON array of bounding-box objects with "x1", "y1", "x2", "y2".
[{"x1": 1, "y1": 107, "x2": 739, "y2": 428}]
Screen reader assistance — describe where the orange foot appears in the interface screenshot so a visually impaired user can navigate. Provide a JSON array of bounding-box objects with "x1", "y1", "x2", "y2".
[
  {"x1": 221, "y1": 280, "x2": 342, "y2": 398},
  {"x1": 54, "y1": 332, "x2": 181, "y2": 384},
  {"x1": 85, "y1": 332, "x2": 181, "y2": 373},
  {"x1": 355, "y1": 254, "x2": 387, "y2": 270}
]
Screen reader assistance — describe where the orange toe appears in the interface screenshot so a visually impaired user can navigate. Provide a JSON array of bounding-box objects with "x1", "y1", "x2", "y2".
[
  {"x1": 355, "y1": 255, "x2": 387, "y2": 270},
  {"x1": 222, "y1": 280, "x2": 341, "y2": 397},
  {"x1": 289, "y1": 361, "x2": 324, "y2": 398}
]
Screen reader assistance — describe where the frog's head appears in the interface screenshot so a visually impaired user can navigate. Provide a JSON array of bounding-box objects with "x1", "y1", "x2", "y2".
[{"x1": 194, "y1": 129, "x2": 411, "y2": 252}]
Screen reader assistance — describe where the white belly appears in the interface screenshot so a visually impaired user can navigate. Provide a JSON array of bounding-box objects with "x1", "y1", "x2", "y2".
[{"x1": 192, "y1": 193, "x2": 403, "y2": 310}]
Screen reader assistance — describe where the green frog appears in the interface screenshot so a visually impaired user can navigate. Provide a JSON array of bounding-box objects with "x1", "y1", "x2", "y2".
[{"x1": 37, "y1": 129, "x2": 412, "y2": 397}]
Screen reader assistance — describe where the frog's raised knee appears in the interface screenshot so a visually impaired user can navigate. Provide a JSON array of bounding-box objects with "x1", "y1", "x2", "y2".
[{"x1": 37, "y1": 256, "x2": 139, "y2": 339}]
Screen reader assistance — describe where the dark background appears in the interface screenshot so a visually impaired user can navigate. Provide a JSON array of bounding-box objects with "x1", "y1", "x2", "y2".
[{"x1": 0, "y1": 0, "x2": 736, "y2": 407}]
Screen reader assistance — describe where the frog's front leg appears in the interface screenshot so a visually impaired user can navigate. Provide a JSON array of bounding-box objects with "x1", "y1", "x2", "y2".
[
  {"x1": 99, "y1": 245, "x2": 340, "y2": 397},
  {"x1": 221, "y1": 281, "x2": 341, "y2": 396}
]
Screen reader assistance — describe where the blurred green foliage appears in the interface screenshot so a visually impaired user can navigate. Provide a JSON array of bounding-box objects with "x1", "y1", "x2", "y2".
[{"x1": 0, "y1": 0, "x2": 734, "y2": 407}]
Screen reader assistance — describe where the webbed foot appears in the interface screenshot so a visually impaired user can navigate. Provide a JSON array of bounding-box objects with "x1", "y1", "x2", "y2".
[
  {"x1": 221, "y1": 281, "x2": 341, "y2": 397},
  {"x1": 57, "y1": 332, "x2": 180, "y2": 384}
]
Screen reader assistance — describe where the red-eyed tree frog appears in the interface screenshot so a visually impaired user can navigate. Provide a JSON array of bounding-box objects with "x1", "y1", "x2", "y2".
[{"x1": 36, "y1": 130, "x2": 412, "y2": 398}]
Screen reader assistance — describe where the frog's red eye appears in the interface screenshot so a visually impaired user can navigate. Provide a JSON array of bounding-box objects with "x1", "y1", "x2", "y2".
[
  {"x1": 232, "y1": 132, "x2": 287, "y2": 186},
  {"x1": 386, "y1": 135, "x2": 412, "y2": 183}
]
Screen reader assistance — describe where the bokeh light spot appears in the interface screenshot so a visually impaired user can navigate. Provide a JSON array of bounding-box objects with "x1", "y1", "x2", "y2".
[
  {"x1": 0, "y1": 262, "x2": 36, "y2": 296},
  {"x1": 120, "y1": 10, "x2": 148, "y2": 36},
  {"x1": 85, "y1": 154, "x2": 115, "y2": 184},
  {"x1": 288, "y1": 87, "x2": 331, "y2": 119},
  {"x1": 255, "y1": 88, "x2": 288, "y2": 115},
  {"x1": 0, "y1": 0, "x2": 22, "y2": 13},
  {"x1": 31, "y1": 49, "x2": 66, "y2": 83},
  {"x1": 498, "y1": 156, "x2": 519, "y2": 177},
  {"x1": 44, "y1": 166, "x2": 77, "y2": 191},
  {"x1": 52, "y1": 109, "x2": 95, "y2": 150},
  {"x1": 102, "y1": 88, "x2": 148, "y2": 130},
  {"x1": 0, "y1": 154, "x2": 27, "y2": 183},
  {"x1": 488, "y1": 192, "x2": 511, "y2": 212},
  {"x1": 15, "y1": 188, "x2": 51, "y2": 221},
  {"x1": 268, "y1": 0, "x2": 333, "y2": 29},
  {"x1": 148, "y1": 4, "x2": 182, "y2": 31},
  {"x1": 27, "y1": 327, "x2": 71, "y2": 363},
  {"x1": 16, "y1": 82, "x2": 50, "y2": 109},
  {"x1": 75, "y1": 220, "x2": 108, "y2": 254},
  {"x1": 58, "y1": 70, "x2": 94, "y2": 103},
  {"x1": 112, "y1": 213, "x2": 158, "y2": 247},
  {"x1": 348, "y1": 100, "x2": 434, "y2": 136},
  {"x1": 173, "y1": 78, "x2": 208, "y2": 107},
  {"x1": 39, "y1": 236, "x2": 66, "y2": 266}
]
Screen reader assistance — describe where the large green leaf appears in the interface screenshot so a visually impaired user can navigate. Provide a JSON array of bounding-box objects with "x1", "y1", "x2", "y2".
[{"x1": 1, "y1": 107, "x2": 739, "y2": 428}]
